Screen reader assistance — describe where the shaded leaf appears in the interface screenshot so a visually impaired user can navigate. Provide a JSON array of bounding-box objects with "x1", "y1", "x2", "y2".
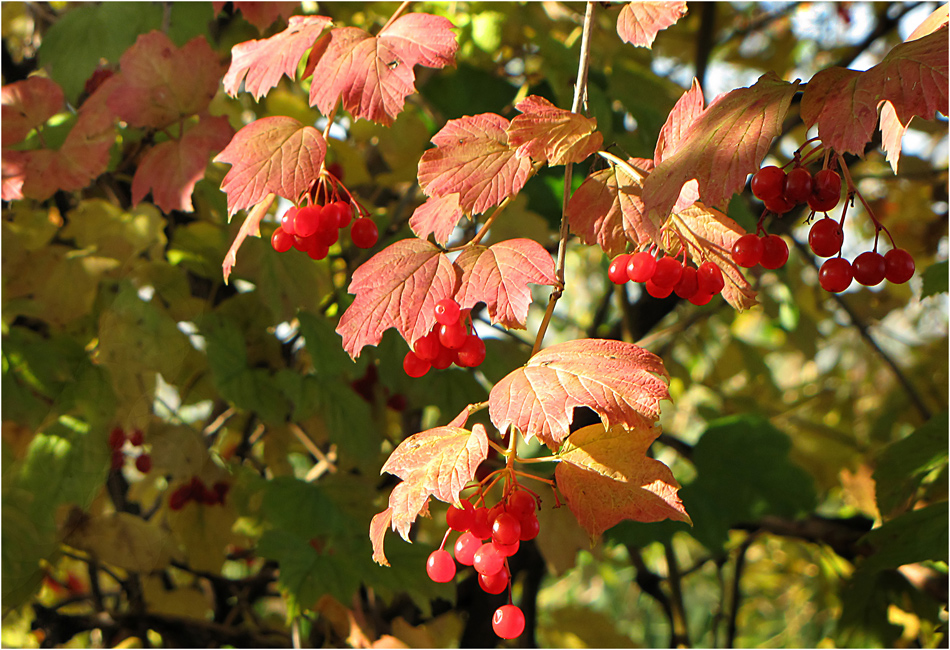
[
  {"x1": 921, "y1": 260, "x2": 949, "y2": 298},
  {"x1": 506, "y1": 95, "x2": 603, "y2": 166},
  {"x1": 217, "y1": 1, "x2": 299, "y2": 33},
  {"x1": 1, "y1": 76, "x2": 65, "y2": 145},
  {"x1": 408, "y1": 193, "x2": 465, "y2": 245},
  {"x1": 65, "y1": 512, "x2": 176, "y2": 573},
  {"x1": 873, "y1": 412, "x2": 948, "y2": 517},
  {"x1": 617, "y1": 1, "x2": 688, "y2": 49},
  {"x1": 860, "y1": 503, "x2": 949, "y2": 572}
]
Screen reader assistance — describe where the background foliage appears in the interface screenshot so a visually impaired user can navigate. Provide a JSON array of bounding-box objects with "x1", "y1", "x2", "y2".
[{"x1": 2, "y1": 1, "x2": 947, "y2": 648}]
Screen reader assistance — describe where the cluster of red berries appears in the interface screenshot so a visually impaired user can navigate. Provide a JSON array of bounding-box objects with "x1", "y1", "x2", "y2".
[
  {"x1": 807, "y1": 217, "x2": 915, "y2": 292},
  {"x1": 168, "y1": 476, "x2": 230, "y2": 511},
  {"x1": 270, "y1": 200, "x2": 378, "y2": 258},
  {"x1": 609, "y1": 251, "x2": 727, "y2": 306},
  {"x1": 731, "y1": 232, "x2": 790, "y2": 269},
  {"x1": 403, "y1": 299, "x2": 486, "y2": 377},
  {"x1": 752, "y1": 165, "x2": 842, "y2": 214},
  {"x1": 425, "y1": 489, "x2": 540, "y2": 639},
  {"x1": 108, "y1": 426, "x2": 151, "y2": 473}
]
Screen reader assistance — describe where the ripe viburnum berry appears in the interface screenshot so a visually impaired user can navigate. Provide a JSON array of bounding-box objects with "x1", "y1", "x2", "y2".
[
  {"x1": 491, "y1": 512, "x2": 522, "y2": 546},
  {"x1": 271, "y1": 228, "x2": 294, "y2": 253},
  {"x1": 808, "y1": 218, "x2": 844, "y2": 257},
  {"x1": 732, "y1": 233, "x2": 763, "y2": 268},
  {"x1": 414, "y1": 330, "x2": 441, "y2": 362},
  {"x1": 759, "y1": 234, "x2": 789, "y2": 270},
  {"x1": 674, "y1": 266, "x2": 699, "y2": 299},
  {"x1": 454, "y1": 532, "x2": 482, "y2": 566},
  {"x1": 852, "y1": 251, "x2": 886, "y2": 286},
  {"x1": 696, "y1": 262, "x2": 724, "y2": 295},
  {"x1": 784, "y1": 167, "x2": 813, "y2": 204},
  {"x1": 518, "y1": 513, "x2": 540, "y2": 541},
  {"x1": 470, "y1": 508, "x2": 493, "y2": 539},
  {"x1": 426, "y1": 549, "x2": 457, "y2": 583},
  {"x1": 751, "y1": 166, "x2": 786, "y2": 202},
  {"x1": 645, "y1": 279, "x2": 674, "y2": 299},
  {"x1": 884, "y1": 248, "x2": 915, "y2": 284},
  {"x1": 435, "y1": 298, "x2": 461, "y2": 325},
  {"x1": 439, "y1": 320, "x2": 467, "y2": 350},
  {"x1": 473, "y1": 542, "x2": 505, "y2": 576},
  {"x1": 280, "y1": 207, "x2": 298, "y2": 235},
  {"x1": 479, "y1": 565, "x2": 510, "y2": 594},
  {"x1": 493, "y1": 604, "x2": 526, "y2": 639},
  {"x1": 608, "y1": 254, "x2": 631, "y2": 284},
  {"x1": 447, "y1": 501, "x2": 475, "y2": 532},
  {"x1": 652, "y1": 257, "x2": 684, "y2": 288},
  {"x1": 627, "y1": 251, "x2": 657, "y2": 283},
  {"x1": 456, "y1": 334, "x2": 486, "y2": 368},
  {"x1": 350, "y1": 218, "x2": 378, "y2": 248},
  {"x1": 819, "y1": 257, "x2": 853, "y2": 292},
  {"x1": 294, "y1": 205, "x2": 322, "y2": 238},
  {"x1": 813, "y1": 169, "x2": 842, "y2": 201},
  {"x1": 764, "y1": 194, "x2": 795, "y2": 214},
  {"x1": 507, "y1": 490, "x2": 536, "y2": 515},
  {"x1": 403, "y1": 351, "x2": 430, "y2": 378}
]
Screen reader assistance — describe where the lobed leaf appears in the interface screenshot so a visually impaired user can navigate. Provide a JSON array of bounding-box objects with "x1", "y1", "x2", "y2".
[
  {"x1": 489, "y1": 339, "x2": 669, "y2": 448},
  {"x1": 654, "y1": 78, "x2": 704, "y2": 165},
  {"x1": 616, "y1": 1, "x2": 688, "y2": 49},
  {"x1": 408, "y1": 193, "x2": 466, "y2": 245},
  {"x1": 214, "y1": 1, "x2": 299, "y2": 33},
  {"x1": 1, "y1": 76, "x2": 65, "y2": 146},
  {"x1": 388, "y1": 469, "x2": 432, "y2": 541},
  {"x1": 506, "y1": 95, "x2": 603, "y2": 166}
]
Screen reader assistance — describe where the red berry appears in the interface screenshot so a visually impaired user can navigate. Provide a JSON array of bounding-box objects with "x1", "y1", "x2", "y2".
[
  {"x1": 280, "y1": 208, "x2": 298, "y2": 235},
  {"x1": 852, "y1": 251, "x2": 886, "y2": 286},
  {"x1": 135, "y1": 454, "x2": 152, "y2": 474},
  {"x1": 316, "y1": 225, "x2": 339, "y2": 247},
  {"x1": 688, "y1": 292, "x2": 714, "y2": 306},
  {"x1": 294, "y1": 205, "x2": 322, "y2": 238},
  {"x1": 469, "y1": 508, "x2": 492, "y2": 539},
  {"x1": 507, "y1": 490, "x2": 536, "y2": 515},
  {"x1": 884, "y1": 248, "x2": 915, "y2": 284},
  {"x1": 447, "y1": 501, "x2": 475, "y2": 532},
  {"x1": 414, "y1": 330, "x2": 441, "y2": 362},
  {"x1": 403, "y1": 351, "x2": 430, "y2": 378},
  {"x1": 456, "y1": 334, "x2": 486, "y2": 368},
  {"x1": 518, "y1": 513, "x2": 540, "y2": 541},
  {"x1": 673, "y1": 266, "x2": 699, "y2": 299},
  {"x1": 645, "y1": 279, "x2": 674, "y2": 298},
  {"x1": 473, "y1": 542, "x2": 505, "y2": 576},
  {"x1": 732, "y1": 233, "x2": 763, "y2": 268},
  {"x1": 439, "y1": 320, "x2": 467, "y2": 350},
  {"x1": 426, "y1": 549, "x2": 457, "y2": 583},
  {"x1": 819, "y1": 257, "x2": 853, "y2": 292},
  {"x1": 108, "y1": 427, "x2": 125, "y2": 450},
  {"x1": 492, "y1": 604, "x2": 525, "y2": 639},
  {"x1": 627, "y1": 251, "x2": 657, "y2": 283},
  {"x1": 431, "y1": 345, "x2": 457, "y2": 370},
  {"x1": 169, "y1": 486, "x2": 190, "y2": 511},
  {"x1": 784, "y1": 167, "x2": 813, "y2": 204},
  {"x1": 271, "y1": 228, "x2": 294, "y2": 253},
  {"x1": 813, "y1": 169, "x2": 842, "y2": 201},
  {"x1": 110, "y1": 449, "x2": 125, "y2": 471},
  {"x1": 491, "y1": 512, "x2": 522, "y2": 546},
  {"x1": 751, "y1": 165, "x2": 786, "y2": 201},
  {"x1": 807, "y1": 191, "x2": 840, "y2": 213},
  {"x1": 327, "y1": 200, "x2": 353, "y2": 228},
  {"x1": 494, "y1": 539, "x2": 520, "y2": 557},
  {"x1": 763, "y1": 194, "x2": 796, "y2": 214},
  {"x1": 434, "y1": 298, "x2": 461, "y2": 326},
  {"x1": 454, "y1": 531, "x2": 482, "y2": 566},
  {"x1": 350, "y1": 218, "x2": 378, "y2": 248},
  {"x1": 696, "y1": 261, "x2": 724, "y2": 295},
  {"x1": 129, "y1": 429, "x2": 144, "y2": 446},
  {"x1": 608, "y1": 254, "x2": 631, "y2": 284},
  {"x1": 652, "y1": 257, "x2": 684, "y2": 288},
  {"x1": 307, "y1": 241, "x2": 330, "y2": 260},
  {"x1": 479, "y1": 565, "x2": 510, "y2": 594},
  {"x1": 808, "y1": 218, "x2": 844, "y2": 257},
  {"x1": 760, "y1": 234, "x2": 789, "y2": 270}
]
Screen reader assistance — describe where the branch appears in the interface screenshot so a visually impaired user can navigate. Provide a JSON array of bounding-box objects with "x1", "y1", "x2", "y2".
[
  {"x1": 726, "y1": 533, "x2": 757, "y2": 649},
  {"x1": 664, "y1": 541, "x2": 691, "y2": 648}
]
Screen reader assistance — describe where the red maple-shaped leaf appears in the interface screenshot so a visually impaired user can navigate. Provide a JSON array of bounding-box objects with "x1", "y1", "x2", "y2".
[
  {"x1": 506, "y1": 95, "x2": 603, "y2": 166},
  {"x1": 801, "y1": 28, "x2": 948, "y2": 156},
  {"x1": 565, "y1": 156, "x2": 659, "y2": 258},
  {"x1": 213, "y1": 1, "x2": 299, "y2": 33},
  {"x1": 132, "y1": 115, "x2": 234, "y2": 213},
  {"x1": 489, "y1": 339, "x2": 669, "y2": 449},
  {"x1": 417, "y1": 113, "x2": 533, "y2": 215},
  {"x1": 1, "y1": 76, "x2": 65, "y2": 146},
  {"x1": 408, "y1": 193, "x2": 466, "y2": 245},
  {"x1": 617, "y1": 1, "x2": 688, "y2": 49},
  {"x1": 107, "y1": 32, "x2": 223, "y2": 130},
  {"x1": 642, "y1": 72, "x2": 800, "y2": 220},
  {"x1": 555, "y1": 423, "x2": 690, "y2": 538},
  {"x1": 455, "y1": 239, "x2": 556, "y2": 329},
  {"x1": 336, "y1": 238, "x2": 459, "y2": 358},
  {"x1": 223, "y1": 15, "x2": 332, "y2": 100},
  {"x1": 306, "y1": 13, "x2": 457, "y2": 126},
  {"x1": 214, "y1": 116, "x2": 327, "y2": 217}
]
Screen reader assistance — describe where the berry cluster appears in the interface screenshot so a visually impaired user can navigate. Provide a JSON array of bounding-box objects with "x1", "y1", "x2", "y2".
[
  {"x1": 270, "y1": 200, "x2": 378, "y2": 258},
  {"x1": 751, "y1": 165, "x2": 842, "y2": 215},
  {"x1": 425, "y1": 489, "x2": 540, "y2": 639},
  {"x1": 168, "y1": 476, "x2": 231, "y2": 511},
  {"x1": 403, "y1": 299, "x2": 486, "y2": 377},
  {"x1": 808, "y1": 217, "x2": 915, "y2": 292},
  {"x1": 608, "y1": 251, "x2": 726, "y2": 306},
  {"x1": 108, "y1": 426, "x2": 151, "y2": 473},
  {"x1": 731, "y1": 233, "x2": 790, "y2": 270},
  {"x1": 350, "y1": 364, "x2": 408, "y2": 412}
]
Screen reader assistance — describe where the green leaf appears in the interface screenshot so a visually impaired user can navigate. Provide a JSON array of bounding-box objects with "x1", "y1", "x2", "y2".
[
  {"x1": 261, "y1": 477, "x2": 351, "y2": 540},
  {"x1": 873, "y1": 412, "x2": 948, "y2": 516},
  {"x1": 921, "y1": 260, "x2": 948, "y2": 298},
  {"x1": 860, "y1": 502, "x2": 949, "y2": 571},
  {"x1": 297, "y1": 311, "x2": 353, "y2": 379}
]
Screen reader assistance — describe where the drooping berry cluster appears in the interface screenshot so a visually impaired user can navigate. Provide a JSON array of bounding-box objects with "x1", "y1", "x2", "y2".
[
  {"x1": 425, "y1": 489, "x2": 540, "y2": 639},
  {"x1": 731, "y1": 233, "x2": 790, "y2": 270},
  {"x1": 108, "y1": 426, "x2": 151, "y2": 473},
  {"x1": 403, "y1": 299, "x2": 486, "y2": 377},
  {"x1": 751, "y1": 165, "x2": 842, "y2": 215},
  {"x1": 808, "y1": 216, "x2": 916, "y2": 292},
  {"x1": 608, "y1": 251, "x2": 726, "y2": 306},
  {"x1": 168, "y1": 476, "x2": 231, "y2": 511},
  {"x1": 271, "y1": 200, "x2": 378, "y2": 257}
]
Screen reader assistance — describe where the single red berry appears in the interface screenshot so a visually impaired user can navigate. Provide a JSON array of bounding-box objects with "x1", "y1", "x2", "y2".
[
  {"x1": 294, "y1": 205, "x2": 322, "y2": 238},
  {"x1": 696, "y1": 261, "x2": 725, "y2": 295},
  {"x1": 434, "y1": 298, "x2": 461, "y2": 326},
  {"x1": 469, "y1": 508, "x2": 492, "y2": 540},
  {"x1": 764, "y1": 194, "x2": 796, "y2": 214},
  {"x1": 403, "y1": 351, "x2": 430, "y2": 378},
  {"x1": 491, "y1": 512, "x2": 522, "y2": 546},
  {"x1": 169, "y1": 486, "x2": 190, "y2": 511},
  {"x1": 426, "y1": 549, "x2": 457, "y2": 583},
  {"x1": 819, "y1": 257, "x2": 853, "y2": 293},
  {"x1": 447, "y1": 500, "x2": 475, "y2": 532},
  {"x1": 439, "y1": 320, "x2": 467, "y2": 350},
  {"x1": 307, "y1": 241, "x2": 330, "y2": 260},
  {"x1": 760, "y1": 234, "x2": 789, "y2": 270},
  {"x1": 293, "y1": 235, "x2": 313, "y2": 252},
  {"x1": 673, "y1": 266, "x2": 699, "y2": 299},
  {"x1": 494, "y1": 539, "x2": 520, "y2": 557},
  {"x1": 732, "y1": 233, "x2": 764, "y2": 268},
  {"x1": 608, "y1": 254, "x2": 631, "y2": 284},
  {"x1": 271, "y1": 228, "x2": 294, "y2": 253},
  {"x1": 108, "y1": 427, "x2": 125, "y2": 450},
  {"x1": 688, "y1": 292, "x2": 714, "y2": 306},
  {"x1": 473, "y1": 542, "x2": 505, "y2": 576},
  {"x1": 645, "y1": 279, "x2": 674, "y2": 299},
  {"x1": 327, "y1": 200, "x2": 353, "y2": 228},
  {"x1": 479, "y1": 565, "x2": 510, "y2": 594},
  {"x1": 456, "y1": 334, "x2": 486, "y2": 368},
  {"x1": 280, "y1": 208, "x2": 298, "y2": 235},
  {"x1": 129, "y1": 429, "x2": 145, "y2": 446},
  {"x1": 652, "y1": 256, "x2": 684, "y2": 288},
  {"x1": 414, "y1": 330, "x2": 441, "y2": 362},
  {"x1": 350, "y1": 218, "x2": 378, "y2": 248},
  {"x1": 808, "y1": 218, "x2": 844, "y2": 257},
  {"x1": 431, "y1": 345, "x2": 457, "y2": 370},
  {"x1": 518, "y1": 513, "x2": 540, "y2": 541},
  {"x1": 507, "y1": 490, "x2": 536, "y2": 515},
  {"x1": 315, "y1": 225, "x2": 339, "y2": 247},
  {"x1": 751, "y1": 166, "x2": 786, "y2": 201},
  {"x1": 627, "y1": 251, "x2": 657, "y2": 283},
  {"x1": 852, "y1": 251, "x2": 887, "y2": 286},
  {"x1": 813, "y1": 169, "x2": 842, "y2": 201},
  {"x1": 493, "y1": 604, "x2": 526, "y2": 639},
  {"x1": 784, "y1": 167, "x2": 814, "y2": 204},
  {"x1": 884, "y1": 248, "x2": 915, "y2": 284},
  {"x1": 135, "y1": 454, "x2": 152, "y2": 474},
  {"x1": 110, "y1": 449, "x2": 125, "y2": 471},
  {"x1": 807, "y1": 191, "x2": 840, "y2": 213},
  {"x1": 454, "y1": 531, "x2": 482, "y2": 566}
]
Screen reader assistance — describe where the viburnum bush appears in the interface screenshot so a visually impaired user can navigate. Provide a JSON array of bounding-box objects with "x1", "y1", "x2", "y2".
[{"x1": 2, "y1": 2, "x2": 947, "y2": 648}]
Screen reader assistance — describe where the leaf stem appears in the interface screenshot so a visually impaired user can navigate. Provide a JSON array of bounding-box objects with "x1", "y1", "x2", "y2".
[{"x1": 380, "y1": 1, "x2": 412, "y2": 33}]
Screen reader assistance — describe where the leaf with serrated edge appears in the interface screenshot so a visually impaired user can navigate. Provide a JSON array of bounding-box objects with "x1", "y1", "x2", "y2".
[
  {"x1": 455, "y1": 239, "x2": 556, "y2": 329},
  {"x1": 408, "y1": 193, "x2": 466, "y2": 245},
  {"x1": 1, "y1": 76, "x2": 65, "y2": 145},
  {"x1": 370, "y1": 507, "x2": 393, "y2": 566},
  {"x1": 655, "y1": 78, "x2": 704, "y2": 165},
  {"x1": 224, "y1": 15, "x2": 332, "y2": 100},
  {"x1": 556, "y1": 423, "x2": 690, "y2": 538},
  {"x1": 617, "y1": 1, "x2": 688, "y2": 49},
  {"x1": 306, "y1": 13, "x2": 457, "y2": 126},
  {"x1": 336, "y1": 238, "x2": 458, "y2": 358},
  {"x1": 222, "y1": 195, "x2": 274, "y2": 284},
  {"x1": 222, "y1": 1, "x2": 300, "y2": 33},
  {"x1": 214, "y1": 116, "x2": 327, "y2": 217},
  {"x1": 801, "y1": 29, "x2": 948, "y2": 156},
  {"x1": 489, "y1": 339, "x2": 669, "y2": 449},
  {"x1": 506, "y1": 95, "x2": 603, "y2": 166},
  {"x1": 642, "y1": 73, "x2": 800, "y2": 220},
  {"x1": 389, "y1": 469, "x2": 431, "y2": 541},
  {"x1": 418, "y1": 113, "x2": 533, "y2": 215}
]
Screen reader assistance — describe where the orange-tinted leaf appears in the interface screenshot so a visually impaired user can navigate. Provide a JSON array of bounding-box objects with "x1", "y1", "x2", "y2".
[
  {"x1": 906, "y1": 4, "x2": 948, "y2": 41},
  {"x1": 306, "y1": 13, "x2": 457, "y2": 126},
  {"x1": 617, "y1": 1, "x2": 688, "y2": 48},
  {"x1": 642, "y1": 73, "x2": 800, "y2": 219},
  {"x1": 489, "y1": 339, "x2": 669, "y2": 448},
  {"x1": 556, "y1": 423, "x2": 690, "y2": 538},
  {"x1": 388, "y1": 469, "x2": 431, "y2": 541},
  {"x1": 107, "y1": 32, "x2": 223, "y2": 129},
  {"x1": 220, "y1": 1, "x2": 299, "y2": 32},
  {"x1": 506, "y1": 95, "x2": 603, "y2": 166},
  {"x1": 336, "y1": 238, "x2": 459, "y2": 358},
  {"x1": 2, "y1": 150, "x2": 26, "y2": 201},
  {"x1": 1, "y1": 76, "x2": 65, "y2": 145},
  {"x1": 370, "y1": 508, "x2": 393, "y2": 566},
  {"x1": 222, "y1": 195, "x2": 274, "y2": 284},
  {"x1": 224, "y1": 15, "x2": 332, "y2": 100},
  {"x1": 801, "y1": 28, "x2": 948, "y2": 155},
  {"x1": 879, "y1": 101, "x2": 907, "y2": 174},
  {"x1": 408, "y1": 193, "x2": 465, "y2": 245},
  {"x1": 417, "y1": 113, "x2": 532, "y2": 215},
  {"x1": 214, "y1": 116, "x2": 327, "y2": 217},
  {"x1": 132, "y1": 115, "x2": 234, "y2": 213},
  {"x1": 455, "y1": 239, "x2": 556, "y2": 329},
  {"x1": 654, "y1": 78, "x2": 704, "y2": 165}
]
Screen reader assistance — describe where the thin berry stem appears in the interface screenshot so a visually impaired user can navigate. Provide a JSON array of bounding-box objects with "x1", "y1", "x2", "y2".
[{"x1": 836, "y1": 153, "x2": 898, "y2": 248}]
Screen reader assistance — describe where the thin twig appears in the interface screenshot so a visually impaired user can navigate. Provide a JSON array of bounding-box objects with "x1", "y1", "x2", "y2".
[
  {"x1": 379, "y1": 1, "x2": 411, "y2": 33},
  {"x1": 664, "y1": 541, "x2": 691, "y2": 648},
  {"x1": 726, "y1": 533, "x2": 758, "y2": 648}
]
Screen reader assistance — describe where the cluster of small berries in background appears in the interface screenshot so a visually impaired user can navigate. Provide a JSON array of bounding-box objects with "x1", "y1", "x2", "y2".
[
  {"x1": 108, "y1": 426, "x2": 151, "y2": 473},
  {"x1": 425, "y1": 489, "x2": 540, "y2": 639},
  {"x1": 270, "y1": 199, "x2": 378, "y2": 258},
  {"x1": 609, "y1": 250, "x2": 727, "y2": 306},
  {"x1": 168, "y1": 476, "x2": 231, "y2": 511},
  {"x1": 403, "y1": 299, "x2": 486, "y2": 377},
  {"x1": 751, "y1": 164, "x2": 843, "y2": 215}
]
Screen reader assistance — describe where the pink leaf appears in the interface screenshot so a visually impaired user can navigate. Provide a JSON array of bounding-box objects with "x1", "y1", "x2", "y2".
[
  {"x1": 1, "y1": 76, "x2": 65, "y2": 145},
  {"x1": 654, "y1": 78, "x2": 704, "y2": 165},
  {"x1": 417, "y1": 113, "x2": 533, "y2": 215},
  {"x1": 224, "y1": 15, "x2": 332, "y2": 100},
  {"x1": 489, "y1": 339, "x2": 669, "y2": 449},
  {"x1": 214, "y1": 116, "x2": 327, "y2": 217},
  {"x1": 335, "y1": 238, "x2": 459, "y2": 358},
  {"x1": 506, "y1": 95, "x2": 603, "y2": 166},
  {"x1": 455, "y1": 239, "x2": 556, "y2": 329},
  {"x1": 306, "y1": 13, "x2": 457, "y2": 126},
  {"x1": 132, "y1": 115, "x2": 233, "y2": 213},
  {"x1": 617, "y1": 1, "x2": 688, "y2": 48},
  {"x1": 2, "y1": 150, "x2": 27, "y2": 201},
  {"x1": 388, "y1": 469, "x2": 431, "y2": 541},
  {"x1": 224, "y1": 2, "x2": 299, "y2": 33},
  {"x1": 408, "y1": 193, "x2": 466, "y2": 245}
]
